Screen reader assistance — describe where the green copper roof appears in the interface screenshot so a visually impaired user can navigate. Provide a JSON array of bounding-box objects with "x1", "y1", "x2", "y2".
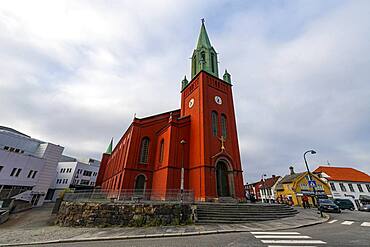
[
  {"x1": 196, "y1": 20, "x2": 212, "y2": 49},
  {"x1": 105, "y1": 138, "x2": 113, "y2": 154},
  {"x1": 191, "y1": 20, "x2": 219, "y2": 79}
]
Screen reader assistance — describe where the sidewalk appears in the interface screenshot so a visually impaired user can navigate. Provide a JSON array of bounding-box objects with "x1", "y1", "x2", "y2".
[{"x1": 0, "y1": 206, "x2": 328, "y2": 246}]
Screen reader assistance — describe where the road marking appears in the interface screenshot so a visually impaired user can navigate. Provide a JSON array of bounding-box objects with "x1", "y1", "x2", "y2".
[
  {"x1": 361, "y1": 222, "x2": 370, "y2": 227},
  {"x1": 251, "y1": 231, "x2": 300, "y2": 235},
  {"x1": 261, "y1": 240, "x2": 326, "y2": 244},
  {"x1": 328, "y1": 220, "x2": 338, "y2": 224},
  {"x1": 255, "y1": 235, "x2": 311, "y2": 239},
  {"x1": 341, "y1": 221, "x2": 354, "y2": 225},
  {"x1": 267, "y1": 246, "x2": 319, "y2": 247}
]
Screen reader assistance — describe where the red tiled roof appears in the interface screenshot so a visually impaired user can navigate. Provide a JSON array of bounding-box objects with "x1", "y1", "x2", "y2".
[
  {"x1": 258, "y1": 176, "x2": 281, "y2": 188},
  {"x1": 314, "y1": 166, "x2": 370, "y2": 183}
]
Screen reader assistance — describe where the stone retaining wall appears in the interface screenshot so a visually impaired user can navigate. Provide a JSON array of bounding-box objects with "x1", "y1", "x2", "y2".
[{"x1": 55, "y1": 201, "x2": 194, "y2": 227}]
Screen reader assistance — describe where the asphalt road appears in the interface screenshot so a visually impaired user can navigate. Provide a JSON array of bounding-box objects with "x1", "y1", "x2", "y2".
[{"x1": 37, "y1": 210, "x2": 370, "y2": 247}]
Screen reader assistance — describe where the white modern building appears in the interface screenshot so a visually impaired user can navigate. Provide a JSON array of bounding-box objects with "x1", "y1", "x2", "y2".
[
  {"x1": 46, "y1": 155, "x2": 100, "y2": 201},
  {"x1": 314, "y1": 166, "x2": 370, "y2": 210},
  {"x1": 260, "y1": 175, "x2": 281, "y2": 203},
  {"x1": 0, "y1": 126, "x2": 64, "y2": 207}
]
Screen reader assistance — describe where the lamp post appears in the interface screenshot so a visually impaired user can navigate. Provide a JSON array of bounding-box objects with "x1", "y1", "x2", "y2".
[
  {"x1": 261, "y1": 174, "x2": 267, "y2": 203},
  {"x1": 303, "y1": 150, "x2": 323, "y2": 217},
  {"x1": 180, "y1": 140, "x2": 187, "y2": 203}
]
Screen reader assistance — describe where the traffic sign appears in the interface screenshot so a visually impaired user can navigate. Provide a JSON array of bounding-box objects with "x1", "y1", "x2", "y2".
[{"x1": 308, "y1": 180, "x2": 317, "y2": 188}]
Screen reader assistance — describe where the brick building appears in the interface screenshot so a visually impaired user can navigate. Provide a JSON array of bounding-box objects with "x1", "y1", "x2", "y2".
[{"x1": 96, "y1": 21, "x2": 245, "y2": 202}]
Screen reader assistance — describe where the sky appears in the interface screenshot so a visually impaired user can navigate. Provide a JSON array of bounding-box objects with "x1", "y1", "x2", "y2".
[{"x1": 0, "y1": 0, "x2": 369, "y2": 182}]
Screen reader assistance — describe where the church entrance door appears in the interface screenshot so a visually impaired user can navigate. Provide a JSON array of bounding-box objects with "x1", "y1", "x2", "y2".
[
  {"x1": 134, "y1": 174, "x2": 146, "y2": 195},
  {"x1": 216, "y1": 161, "x2": 230, "y2": 197}
]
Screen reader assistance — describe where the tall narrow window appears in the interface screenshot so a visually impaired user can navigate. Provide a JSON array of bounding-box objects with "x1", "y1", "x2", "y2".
[
  {"x1": 339, "y1": 183, "x2": 346, "y2": 192},
  {"x1": 329, "y1": 183, "x2": 336, "y2": 191},
  {"x1": 357, "y1": 184, "x2": 364, "y2": 192},
  {"x1": 201, "y1": 51, "x2": 206, "y2": 62},
  {"x1": 192, "y1": 55, "x2": 196, "y2": 75},
  {"x1": 211, "y1": 53, "x2": 215, "y2": 72},
  {"x1": 159, "y1": 139, "x2": 164, "y2": 163},
  {"x1": 10, "y1": 168, "x2": 17, "y2": 176},
  {"x1": 221, "y1": 114, "x2": 227, "y2": 138},
  {"x1": 15, "y1": 168, "x2": 22, "y2": 177},
  {"x1": 348, "y1": 183, "x2": 354, "y2": 192},
  {"x1": 211, "y1": 111, "x2": 218, "y2": 136},
  {"x1": 27, "y1": 170, "x2": 33, "y2": 178},
  {"x1": 139, "y1": 137, "x2": 150, "y2": 164}
]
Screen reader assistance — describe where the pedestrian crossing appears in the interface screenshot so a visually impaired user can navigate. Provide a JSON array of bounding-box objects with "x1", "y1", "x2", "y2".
[
  {"x1": 327, "y1": 220, "x2": 370, "y2": 226},
  {"x1": 251, "y1": 231, "x2": 326, "y2": 246}
]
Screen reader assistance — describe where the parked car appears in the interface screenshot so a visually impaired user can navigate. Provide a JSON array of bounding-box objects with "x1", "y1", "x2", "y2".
[
  {"x1": 359, "y1": 204, "x2": 370, "y2": 212},
  {"x1": 333, "y1": 199, "x2": 355, "y2": 210},
  {"x1": 318, "y1": 199, "x2": 341, "y2": 213}
]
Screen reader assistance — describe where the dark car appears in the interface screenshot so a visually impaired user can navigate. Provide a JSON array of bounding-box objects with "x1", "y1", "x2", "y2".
[
  {"x1": 333, "y1": 199, "x2": 355, "y2": 210},
  {"x1": 359, "y1": 204, "x2": 370, "y2": 212},
  {"x1": 318, "y1": 199, "x2": 341, "y2": 213}
]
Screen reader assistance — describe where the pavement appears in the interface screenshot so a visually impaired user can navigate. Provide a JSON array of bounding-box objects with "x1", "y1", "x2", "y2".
[
  {"x1": 0, "y1": 204, "x2": 327, "y2": 246},
  {"x1": 28, "y1": 210, "x2": 370, "y2": 247}
]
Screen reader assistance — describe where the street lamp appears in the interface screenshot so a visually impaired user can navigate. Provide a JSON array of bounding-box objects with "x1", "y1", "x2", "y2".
[
  {"x1": 180, "y1": 140, "x2": 187, "y2": 203},
  {"x1": 303, "y1": 150, "x2": 323, "y2": 217},
  {"x1": 261, "y1": 174, "x2": 267, "y2": 203}
]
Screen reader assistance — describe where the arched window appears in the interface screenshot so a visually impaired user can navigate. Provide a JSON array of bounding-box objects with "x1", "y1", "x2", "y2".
[
  {"x1": 221, "y1": 114, "x2": 227, "y2": 138},
  {"x1": 159, "y1": 139, "x2": 164, "y2": 163},
  {"x1": 211, "y1": 111, "x2": 218, "y2": 136},
  {"x1": 139, "y1": 137, "x2": 150, "y2": 164},
  {"x1": 211, "y1": 53, "x2": 215, "y2": 72},
  {"x1": 201, "y1": 51, "x2": 206, "y2": 62}
]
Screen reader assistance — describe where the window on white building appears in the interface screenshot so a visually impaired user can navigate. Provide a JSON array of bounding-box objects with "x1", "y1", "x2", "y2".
[
  {"x1": 366, "y1": 184, "x2": 370, "y2": 192},
  {"x1": 348, "y1": 183, "x2": 355, "y2": 192},
  {"x1": 27, "y1": 170, "x2": 33, "y2": 178},
  {"x1": 32, "y1": 171, "x2": 37, "y2": 179},
  {"x1": 339, "y1": 183, "x2": 346, "y2": 192},
  {"x1": 357, "y1": 184, "x2": 364, "y2": 192},
  {"x1": 0, "y1": 166, "x2": 3, "y2": 173},
  {"x1": 80, "y1": 179, "x2": 89, "y2": 185},
  {"x1": 330, "y1": 183, "x2": 336, "y2": 191},
  {"x1": 83, "y1": 170, "x2": 92, "y2": 176},
  {"x1": 10, "y1": 168, "x2": 17, "y2": 176}
]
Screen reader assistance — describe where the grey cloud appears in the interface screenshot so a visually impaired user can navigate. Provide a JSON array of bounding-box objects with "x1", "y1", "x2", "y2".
[{"x1": 0, "y1": 1, "x2": 369, "y2": 183}]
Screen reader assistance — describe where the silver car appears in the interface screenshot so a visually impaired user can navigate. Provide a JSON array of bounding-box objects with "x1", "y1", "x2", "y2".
[{"x1": 359, "y1": 204, "x2": 370, "y2": 212}]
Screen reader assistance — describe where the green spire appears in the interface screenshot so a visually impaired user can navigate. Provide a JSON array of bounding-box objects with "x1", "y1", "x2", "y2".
[
  {"x1": 181, "y1": 75, "x2": 189, "y2": 90},
  {"x1": 223, "y1": 69, "x2": 231, "y2": 84},
  {"x1": 105, "y1": 138, "x2": 113, "y2": 154},
  {"x1": 196, "y1": 20, "x2": 212, "y2": 49},
  {"x1": 191, "y1": 19, "x2": 219, "y2": 79}
]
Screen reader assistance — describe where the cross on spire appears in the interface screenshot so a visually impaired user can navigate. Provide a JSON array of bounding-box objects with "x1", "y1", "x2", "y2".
[{"x1": 201, "y1": 18, "x2": 205, "y2": 24}]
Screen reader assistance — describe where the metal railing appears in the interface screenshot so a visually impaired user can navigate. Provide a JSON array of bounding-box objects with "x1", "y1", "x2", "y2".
[{"x1": 63, "y1": 189, "x2": 194, "y2": 203}]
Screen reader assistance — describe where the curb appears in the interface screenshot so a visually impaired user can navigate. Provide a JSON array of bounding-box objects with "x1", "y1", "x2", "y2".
[{"x1": 0, "y1": 216, "x2": 330, "y2": 246}]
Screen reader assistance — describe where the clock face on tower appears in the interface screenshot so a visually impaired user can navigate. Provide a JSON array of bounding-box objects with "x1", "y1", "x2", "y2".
[
  {"x1": 214, "y1": 96, "x2": 222, "y2": 105},
  {"x1": 189, "y1": 98, "x2": 195, "y2": 108}
]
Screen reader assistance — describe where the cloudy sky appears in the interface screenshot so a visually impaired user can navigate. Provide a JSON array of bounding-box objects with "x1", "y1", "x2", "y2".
[{"x1": 1, "y1": 0, "x2": 369, "y2": 182}]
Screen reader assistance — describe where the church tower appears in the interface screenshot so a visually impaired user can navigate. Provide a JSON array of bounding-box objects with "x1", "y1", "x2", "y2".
[{"x1": 180, "y1": 21, "x2": 245, "y2": 201}]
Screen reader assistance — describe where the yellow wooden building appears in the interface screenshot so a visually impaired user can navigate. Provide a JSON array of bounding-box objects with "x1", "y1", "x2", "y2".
[{"x1": 275, "y1": 167, "x2": 332, "y2": 207}]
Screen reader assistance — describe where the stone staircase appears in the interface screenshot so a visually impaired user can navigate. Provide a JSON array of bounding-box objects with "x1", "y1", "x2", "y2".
[{"x1": 195, "y1": 203, "x2": 298, "y2": 224}]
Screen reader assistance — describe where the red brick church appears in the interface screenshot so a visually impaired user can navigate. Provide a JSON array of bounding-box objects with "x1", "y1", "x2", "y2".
[{"x1": 96, "y1": 21, "x2": 245, "y2": 201}]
